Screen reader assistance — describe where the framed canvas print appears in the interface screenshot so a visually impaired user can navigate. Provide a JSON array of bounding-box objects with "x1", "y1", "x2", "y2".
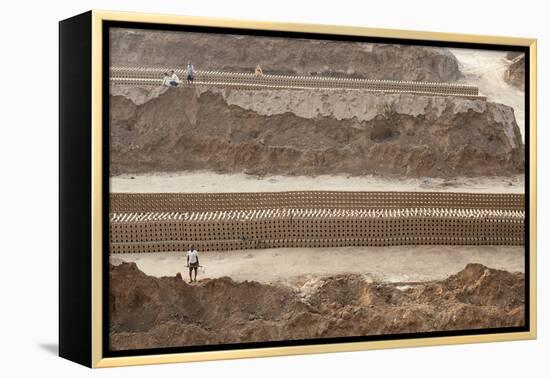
[{"x1": 59, "y1": 10, "x2": 537, "y2": 368}]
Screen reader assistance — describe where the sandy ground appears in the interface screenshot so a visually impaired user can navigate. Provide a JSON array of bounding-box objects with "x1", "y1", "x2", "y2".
[
  {"x1": 110, "y1": 245, "x2": 524, "y2": 284},
  {"x1": 450, "y1": 48, "x2": 525, "y2": 139},
  {"x1": 110, "y1": 172, "x2": 524, "y2": 193}
]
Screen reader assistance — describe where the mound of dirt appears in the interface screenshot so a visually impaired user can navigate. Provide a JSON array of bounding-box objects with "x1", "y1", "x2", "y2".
[
  {"x1": 110, "y1": 87, "x2": 524, "y2": 177},
  {"x1": 109, "y1": 262, "x2": 525, "y2": 351},
  {"x1": 110, "y1": 28, "x2": 461, "y2": 82},
  {"x1": 504, "y1": 54, "x2": 525, "y2": 91}
]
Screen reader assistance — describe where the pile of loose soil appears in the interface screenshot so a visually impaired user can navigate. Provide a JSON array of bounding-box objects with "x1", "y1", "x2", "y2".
[
  {"x1": 109, "y1": 87, "x2": 524, "y2": 178},
  {"x1": 109, "y1": 262, "x2": 525, "y2": 351}
]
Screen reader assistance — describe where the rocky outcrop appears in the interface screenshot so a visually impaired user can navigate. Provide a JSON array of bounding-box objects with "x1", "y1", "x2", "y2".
[
  {"x1": 504, "y1": 54, "x2": 525, "y2": 91},
  {"x1": 110, "y1": 87, "x2": 524, "y2": 177},
  {"x1": 110, "y1": 28, "x2": 462, "y2": 82},
  {"x1": 109, "y1": 262, "x2": 525, "y2": 350}
]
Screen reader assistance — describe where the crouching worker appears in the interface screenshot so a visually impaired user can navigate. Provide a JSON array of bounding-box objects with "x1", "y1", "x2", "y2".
[
  {"x1": 186, "y1": 244, "x2": 200, "y2": 283},
  {"x1": 162, "y1": 70, "x2": 181, "y2": 87}
]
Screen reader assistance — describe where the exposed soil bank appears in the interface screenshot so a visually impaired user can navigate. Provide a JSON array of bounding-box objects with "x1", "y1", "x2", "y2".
[
  {"x1": 110, "y1": 88, "x2": 524, "y2": 177},
  {"x1": 110, "y1": 262, "x2": 525, "y2": 350},
  {"x1": 110, "y1": 28, "x2": 461, "y2": 81},
  {"x1": 450, "y1": 48, "x2": 525, "y2": 138}
]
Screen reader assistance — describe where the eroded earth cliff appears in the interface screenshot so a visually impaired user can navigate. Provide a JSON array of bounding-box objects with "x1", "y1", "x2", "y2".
[
  {"x1": 110, "y1": 28, "x2": 462, "y2": 82},
  {"x1": 110, "y1": 87, "x2": 524, "y2": 177}
]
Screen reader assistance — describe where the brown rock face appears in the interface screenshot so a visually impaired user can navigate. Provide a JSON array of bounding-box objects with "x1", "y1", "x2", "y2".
[
  {"x1": 109, "y1": 87, "x2": 524, "y2": 177},
  {"x1": 109, "y1": 262, "x2": 525, "y2": 350},
  {"x1": 110, "y1": 28, "x2": 462, "y2": 82},
  {"x1": 504, "y1": 54, "x2": 525, "y2": 91}
]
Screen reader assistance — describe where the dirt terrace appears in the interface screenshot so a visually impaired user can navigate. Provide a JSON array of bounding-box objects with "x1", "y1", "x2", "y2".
[{"x1": 109, "y1": 261, "x2": 525, "y2": 350}]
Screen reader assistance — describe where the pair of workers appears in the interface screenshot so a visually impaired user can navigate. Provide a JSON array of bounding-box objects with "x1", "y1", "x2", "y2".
[{"x1": 162, "y1": 62, "x2": 195, "y2": 87}]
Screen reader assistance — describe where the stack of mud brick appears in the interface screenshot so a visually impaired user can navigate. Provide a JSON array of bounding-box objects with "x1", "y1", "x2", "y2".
[
  {"x1": 110, "y1": 67, "x2": 481, "y2": 98},
  {"x1": 109, "y1": 191, "x2": 525, "y2": 254}
]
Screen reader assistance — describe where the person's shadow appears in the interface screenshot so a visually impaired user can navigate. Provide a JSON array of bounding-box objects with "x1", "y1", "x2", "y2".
[{"x1": 38, "y1": 343, "x2": 58, "y2": 355}]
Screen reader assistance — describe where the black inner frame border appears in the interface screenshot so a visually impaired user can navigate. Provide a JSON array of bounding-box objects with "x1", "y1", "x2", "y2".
[{"x1": 101, "y1": 20, "x2": 531, "y2": 359}]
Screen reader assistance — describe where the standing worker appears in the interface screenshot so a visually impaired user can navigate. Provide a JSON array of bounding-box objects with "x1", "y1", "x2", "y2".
[
  {"x1": 186, "y1": 62, "x2": 195, "y2": 84},
  {"x1": 186, "y1": 244, "x2": 200, "y2": 283}
]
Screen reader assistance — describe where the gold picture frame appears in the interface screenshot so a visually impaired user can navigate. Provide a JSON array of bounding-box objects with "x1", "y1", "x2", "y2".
[{"x1": 59, "y1": 9, "x2": 537, "y2": 368}]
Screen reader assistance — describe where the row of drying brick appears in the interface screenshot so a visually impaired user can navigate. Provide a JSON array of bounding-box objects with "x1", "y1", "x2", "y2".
[
  {"x1": 110, "y1": 215, "x2": 524, "y2": 252},
  {"x1": 110, "y1": 192, "x2": 525, "y2": 213},
  {"x1": 109, "y1": 207, "x2": 524, "y2": 223},
  {"x1": 110, "y1": 235, "x2": 524, "y2": 254},
  {"x1": 109, "y1": 67, "x2": 479, "y2": 96}
]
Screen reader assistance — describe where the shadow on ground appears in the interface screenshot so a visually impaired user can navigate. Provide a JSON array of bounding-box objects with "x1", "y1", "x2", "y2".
[{"x1": 38, "y1": 343, "x2": 58, "y2": 355}]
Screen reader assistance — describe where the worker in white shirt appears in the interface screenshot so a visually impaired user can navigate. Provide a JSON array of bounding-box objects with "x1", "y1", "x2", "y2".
[
  {"x1": 186, "y1": 244, "x2": 200, "y2": 283},
  {"x1": 162, "y1": 70, "x2": 180, "y2": 87}
]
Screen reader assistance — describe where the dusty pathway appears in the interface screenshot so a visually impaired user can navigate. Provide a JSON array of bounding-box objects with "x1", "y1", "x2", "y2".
[
  {"x1": 110, "y1": 245, "x2": 524, "y2": 284},
  {"x1": 110, "y1": 172, "x2": 524, "y2": 194}
]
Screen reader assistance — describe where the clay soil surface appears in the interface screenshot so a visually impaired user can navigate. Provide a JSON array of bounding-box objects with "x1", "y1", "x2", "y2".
[
  {"x1": 109, "y1": 88, "x2": 524, "y2": 178},
  {"x1": 109, "y1": 259, "x2": 525, "y2": 350}
]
